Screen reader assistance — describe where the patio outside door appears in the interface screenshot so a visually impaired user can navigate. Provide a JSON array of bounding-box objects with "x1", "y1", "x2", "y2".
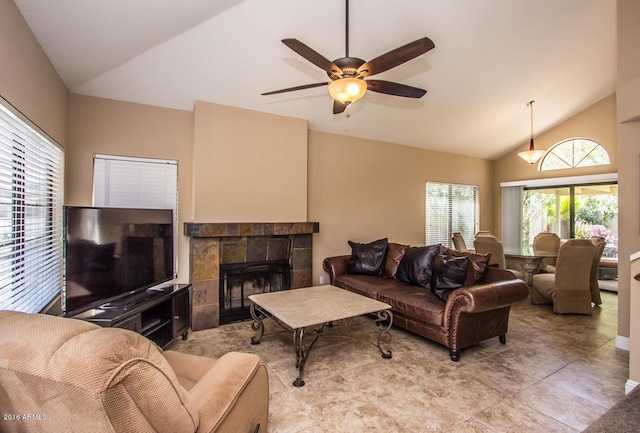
[{"x1": 521, "y1": 183, "x2": 618, "y2": 258}]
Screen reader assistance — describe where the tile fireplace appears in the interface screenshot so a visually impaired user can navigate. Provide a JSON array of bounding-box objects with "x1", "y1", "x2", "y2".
[{"x1": 184, "y1": 222, "x2": 319, "y2": 330}]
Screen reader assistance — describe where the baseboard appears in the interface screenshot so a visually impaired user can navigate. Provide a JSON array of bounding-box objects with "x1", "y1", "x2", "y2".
[
  {"x1": 626, "y1": 380, "x2": 639, "y2": 395},
  {"x1": 616, "y1": 335, "x2": 630, "y2": 351}
]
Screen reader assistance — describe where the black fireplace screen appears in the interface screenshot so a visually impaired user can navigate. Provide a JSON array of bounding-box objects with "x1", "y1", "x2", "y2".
[{"x1": 219, "y1": 260, "x2": 291, "y2": 324}]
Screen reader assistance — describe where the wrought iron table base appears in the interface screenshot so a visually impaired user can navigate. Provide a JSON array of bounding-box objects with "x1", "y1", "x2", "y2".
[{"x1": 249, "y1": 303, "x2": 393, "y2": 387}]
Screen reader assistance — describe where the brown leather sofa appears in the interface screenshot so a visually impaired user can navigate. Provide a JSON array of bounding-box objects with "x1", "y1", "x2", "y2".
[
  {"x1": 323, "y1": 250, "x2": 529, "y2": 361},
  {"x1": 0, "y1": 310, "x2": 269, "y2": 433}
]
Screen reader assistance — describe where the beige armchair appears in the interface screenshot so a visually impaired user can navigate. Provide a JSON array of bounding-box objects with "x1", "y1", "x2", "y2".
[
  {"x1": 533, "y1": 232, "x2": 561, "y2": 273},
  {"x1": 0, "y1": 311, "x2": 269, "y2": 433},
  {"x1": 589, "y1": 236, "x2": 606, "y2": 305},
  {"x1": 473, "y1": 235, "x2": 524, "y2": 280},
  {"x1": 530, "y1": 239, "x2": 597, "y2": 314}
]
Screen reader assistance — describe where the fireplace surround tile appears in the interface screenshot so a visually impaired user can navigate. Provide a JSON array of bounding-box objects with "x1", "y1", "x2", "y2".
[
  {"x1": 267, "y1": 238, "x2": 290, "y2": 261},
  {"x1": 191, "y1": 280, "x2": 218, "y2": 305},
  {"x1": 191, "y1": 238, "x2": 219, "y2": 281},
  {"x1": 192, "y1": 303, "x2": 218, "y2": 330},
  {"x1": 221, "y1": 240, "x2": 247, "y2": 264},
  {"x1": 185, "y1": 222, "x2": 319, "y2": 330},
  {"x1": 246, "y1": 238, "x2": 269, "y2": 262}
]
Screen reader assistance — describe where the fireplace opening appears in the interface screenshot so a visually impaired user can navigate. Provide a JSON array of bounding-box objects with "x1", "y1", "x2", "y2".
[{"x1": 219, "y1": 260, "x2": 291, "y2": 324}]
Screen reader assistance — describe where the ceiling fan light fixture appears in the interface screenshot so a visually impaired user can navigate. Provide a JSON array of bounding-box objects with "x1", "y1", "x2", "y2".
[
  {"x1": 518, "y1": 100, "x2": 545, "y2": 164},
  {"x1": 328, "y1": 78, "x2": 367, "y2": 104}
]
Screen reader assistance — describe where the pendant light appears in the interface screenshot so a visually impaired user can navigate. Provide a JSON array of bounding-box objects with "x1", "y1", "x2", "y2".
[{"x1": 518, "y1": 100, "x2": 545, "y2": 164}]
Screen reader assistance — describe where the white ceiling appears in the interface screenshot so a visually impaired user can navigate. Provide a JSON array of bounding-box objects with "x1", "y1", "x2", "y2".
[{"x1": 14, "y1": 0, "x2": 617, "y2": 159}]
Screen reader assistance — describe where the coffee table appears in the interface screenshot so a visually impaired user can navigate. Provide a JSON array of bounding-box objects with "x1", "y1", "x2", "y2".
[{"x1": 248, "y1": 285, "x2": 393, "y2": 387}]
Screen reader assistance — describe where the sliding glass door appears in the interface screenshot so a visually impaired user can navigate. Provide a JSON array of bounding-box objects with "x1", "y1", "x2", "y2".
[{"x1": 521, "y1": 183, "x2": 618, "y2": 257}]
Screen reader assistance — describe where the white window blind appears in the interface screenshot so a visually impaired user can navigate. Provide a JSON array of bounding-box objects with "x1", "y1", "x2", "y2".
[
  {"x1": 93, "y1": 155, "x2": 177, "y2": 210},
  {"x1": 426, "y1": 182, "x2": 478, "y2": 247},
  {"x1": 0, "y1": 99, "x2": 64, "y2": 313}
]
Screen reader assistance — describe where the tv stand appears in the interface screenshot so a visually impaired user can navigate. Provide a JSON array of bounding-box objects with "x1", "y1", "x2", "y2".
[{"x1": 71, "y1": 284, "x2": 191, "y2": 348}]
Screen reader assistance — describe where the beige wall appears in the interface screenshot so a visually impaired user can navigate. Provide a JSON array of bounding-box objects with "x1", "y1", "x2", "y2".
[
  {"x1": 191, "y1": 101, "x2": 308, "y2": 222},
  {"x1": 67, "y1": 94, "x2": 194, "y2": 283},
  {"x1": 308, "y1": 130, "x2": 494, "y2": 285},
  {"x1": 0, "y1": 0, "x2": 68, "y2": 145},
  {"x1": 618, "y1": 0, "x2": 640, "y2": 385}
]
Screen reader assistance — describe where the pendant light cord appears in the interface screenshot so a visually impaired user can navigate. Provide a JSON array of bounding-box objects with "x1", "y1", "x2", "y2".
[{"x1": 528, "y1": 100, "x2": 535, "y2": 141}]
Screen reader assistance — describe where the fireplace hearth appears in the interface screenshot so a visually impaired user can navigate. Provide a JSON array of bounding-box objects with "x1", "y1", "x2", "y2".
[{"x1": 185, "y1": 222, "x2": 319, "y2": 330}]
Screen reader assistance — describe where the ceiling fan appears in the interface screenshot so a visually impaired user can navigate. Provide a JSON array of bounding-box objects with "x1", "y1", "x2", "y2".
[{"x1": 261, "y1": 0, "x2": 435, "y2": 114}]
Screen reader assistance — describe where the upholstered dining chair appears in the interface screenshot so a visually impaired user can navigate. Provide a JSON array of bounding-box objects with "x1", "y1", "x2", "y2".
[
  {"x1": 533, "y1": 232, "x2": 561, "y2": 273},
  {"x1": 452, "y1": 232, "x2": 473, "y2": 252},
  {"x1": 473, "y1": 235, "x2": 523, "y2": 280},
  {"x1": 475, "y1": 231, "x2": 492, "y2": 238},
  {"x1": 589, "y1": 236, "x2": 606, "y2": 306},
  {"x1": 530, "y1": 238, "x2": 597, "y2": 314}
]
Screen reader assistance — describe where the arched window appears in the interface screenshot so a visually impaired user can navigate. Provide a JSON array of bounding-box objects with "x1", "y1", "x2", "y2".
[{"x1": 540, "y1": 138, "x2": 610, "y2": 171}]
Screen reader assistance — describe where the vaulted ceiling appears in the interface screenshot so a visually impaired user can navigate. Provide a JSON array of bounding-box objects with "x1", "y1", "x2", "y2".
[{"x1": 14, "y1": 0, "x2": 616, "y2": 159}]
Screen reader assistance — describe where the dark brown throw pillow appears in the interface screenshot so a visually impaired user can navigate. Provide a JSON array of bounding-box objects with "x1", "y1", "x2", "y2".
[
  {"x1": 384, "y1": 242, "x2": 410, "y2": 278},
  {"x1": 431, "y1": 254, "x2": 470, "y2": 301},
  {"x1": 445, "y1": 248, "x2": 492, "y2": 285},
  {"x1": 347, "y1": 238, "x2": 388, "y2": 276},
  {"x1": 395, "y1": 244, "x2": 440, "y2": 287}
]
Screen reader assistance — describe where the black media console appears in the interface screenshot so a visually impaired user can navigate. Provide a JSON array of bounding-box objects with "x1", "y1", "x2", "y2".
[{"x1": 71, "y1": 284, "x2": 191, "y2": 348}]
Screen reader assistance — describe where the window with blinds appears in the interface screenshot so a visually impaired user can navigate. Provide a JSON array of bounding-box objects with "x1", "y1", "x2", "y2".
[
  {"x1": 425, "y1": 182, "x2": 478, "y2": 248},
  {"x1": 92, "y1": 154, "x2": 178, "y2": 273},
  {"x1": 0, "y1": 99, "x2": 64, "y2": 313},
  {"x1": 93, "y1": 155, "x2": 178, "y2": 210}
]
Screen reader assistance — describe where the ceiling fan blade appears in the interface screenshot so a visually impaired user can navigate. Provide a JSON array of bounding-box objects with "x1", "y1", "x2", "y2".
[
  {"x1": 333, "y1": 100, "x2": 347, "y2": 114},
  {"x1": 357, "y1": 37, "x2": 435, "y2": 77},
  {"x1": 366, "y1": 80, "x2": 427, "y2": 98},
  {"x1": 261, "y1": 82, "x2": 330, "y2": 96},
  {"x1": 282, "y1": 39, "x2": 342, "y2": 76}
]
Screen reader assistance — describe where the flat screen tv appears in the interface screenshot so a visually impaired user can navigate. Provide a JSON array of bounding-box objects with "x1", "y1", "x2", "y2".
[{"x1": 63, "y1": 206, "x2": 175, "y2": 316}]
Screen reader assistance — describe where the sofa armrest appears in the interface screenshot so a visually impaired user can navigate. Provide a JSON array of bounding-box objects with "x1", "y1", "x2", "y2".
[
  {"x1": 483, "y1": 267, "x2": 523, "y2": 283},
  {"x1": 444, "y1": 279, "x2": 529, "y2": 317},
  {"x1": 323, "y1": 255, "x2": 351, "y2": 283},
  {"x1": 187, "y1": 352, "x2": 269, "y2": 433}
]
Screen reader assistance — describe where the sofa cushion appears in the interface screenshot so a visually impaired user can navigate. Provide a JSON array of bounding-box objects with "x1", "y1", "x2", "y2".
[
  {"x1": 334, "y1": 274, "x2": 404, "y2": 299},
  {"x1": 395, "y1": 244, "x2": 440, "y2": 287},
  {"x1": 384, "y1": 242, "x2": 410, "y2": 278},
  {"x1": 347, "y1": 238, "x2": 388, "y2": 276},
  {"x1": 431, "y1": 254, "x2": 469, "y2": 301},
  {"x1": 377, "y1": 285, "x2": 445, "y2": 327},
  {"x1": 444, "y1": 248, "x2": 492, "y2": 285}
]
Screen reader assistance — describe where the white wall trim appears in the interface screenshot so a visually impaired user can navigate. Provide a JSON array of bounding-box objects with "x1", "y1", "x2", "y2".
[
  {"x1": 500, "y1": 172, "x2": 618, "y2": 188},
  {"x1": 625, "y1": 380, "x2": 639, "y2": 395},
  {"x1": 616, "y1": 335, "x2": 630, "y2": 351}
]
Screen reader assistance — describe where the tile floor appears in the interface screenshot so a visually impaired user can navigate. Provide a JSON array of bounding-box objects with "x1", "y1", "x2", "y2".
[{"x1": 168, "y1": 290, "x2": 626, "y2": 432}]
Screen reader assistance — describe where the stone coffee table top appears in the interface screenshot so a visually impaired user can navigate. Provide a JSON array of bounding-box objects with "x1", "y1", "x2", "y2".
[{"x1": 248, "y1": 285, "x2": 391, "y2": 330}]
